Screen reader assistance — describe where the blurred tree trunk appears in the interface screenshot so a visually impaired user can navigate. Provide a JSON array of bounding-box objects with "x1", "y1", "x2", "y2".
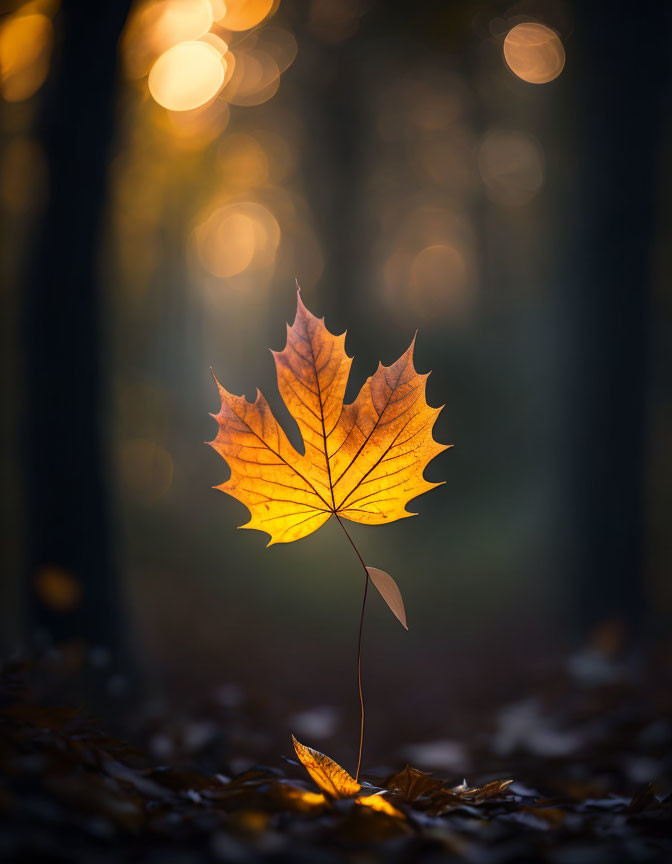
[
  {"x1": 292, "y1": 17, "x2": 368, "y2": 329},
  {"x1": 20, "y1": 0, "x2": 131, "y2": 662},
  {"x1": 562, "y1": 2, "x2": 671, "y2": 641}
]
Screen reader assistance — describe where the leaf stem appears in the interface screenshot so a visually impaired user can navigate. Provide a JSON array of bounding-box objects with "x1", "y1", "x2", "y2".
[{"x1": 334, "y1": 513, "x2": 369, "y2": 782}]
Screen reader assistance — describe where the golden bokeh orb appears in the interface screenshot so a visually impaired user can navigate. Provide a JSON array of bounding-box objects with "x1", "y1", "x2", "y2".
[
  {"x1": 122, "y1": 0, "x2": 214, "y2": 78},
  {"x1": 503, "y1": 22, "x2": 565, "y2": 84},
  {"x1": 0, "y1": 12, "x2": 53, "y2": 102},
  {"x1": 194, "y1": 201, "x2": 280, "y2": 279},
  {"x1": 149, "y1": 40, "x2": 226, "y2": 111},
  {"x1": 218, "y1": 0, "x2": 275, "y2": 32}
]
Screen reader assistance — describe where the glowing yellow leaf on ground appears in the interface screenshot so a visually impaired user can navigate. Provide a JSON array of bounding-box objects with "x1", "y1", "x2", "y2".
[
  {"x1": 209, "y1": 289, "x2": 449, "y2": 545},
  {"x1": 292, "y1": 735, "x2": 361, "y2": 799},
  {"x1": 356, "y1": 792, "x2": 405, "y2": 819},
  {"x1": 270, "y1": 782, "x2": 327, "y2": 812}
]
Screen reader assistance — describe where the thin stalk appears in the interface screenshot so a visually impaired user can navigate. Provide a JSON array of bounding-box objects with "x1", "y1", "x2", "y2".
[{"x1": 334, "y1": 513, "x2": 369, "y2": 782}]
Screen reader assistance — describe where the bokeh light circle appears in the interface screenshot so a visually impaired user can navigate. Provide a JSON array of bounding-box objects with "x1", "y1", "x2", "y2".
[
  {"x1": 0, "y1": 12, "x2": 53, "y2": 102},
  {"x1": 194, "y1": 201, "x2": 280, "y2": 279},
  {"x1": 198, "y1": 211, "x2": 256, "y2": 277},
  {"x1": 149, "y1": 40, "x2": 225, "y2": 111},
  {"x1": 503, "y1": 22, "x2": 565, "y2": 84},
  {"x1": 218, "y1": 0, "x2": 275, "y2": 31},
  {"x1": 122, "y1": 0, "x2": 214, "y2": 78}
]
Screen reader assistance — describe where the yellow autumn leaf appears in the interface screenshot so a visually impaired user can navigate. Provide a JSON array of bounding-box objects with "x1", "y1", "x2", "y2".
[
  {"x1": 269, "y1": 782, "x2": 327, "y2": 812},
  {"x1": 209, "y1": 289, "x2": 449, "y2": 545},
  {"x1": 292, "y1": 735, "x2": 361, "y2": 798},
  {"x1": 356, "y1": 792, "x2": 405, "y2": 819}
]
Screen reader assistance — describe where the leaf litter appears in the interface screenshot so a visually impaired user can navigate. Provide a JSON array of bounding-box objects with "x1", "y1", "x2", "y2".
[{"x1": 1, "y1": 650, "x2": 671, "y2": 862}]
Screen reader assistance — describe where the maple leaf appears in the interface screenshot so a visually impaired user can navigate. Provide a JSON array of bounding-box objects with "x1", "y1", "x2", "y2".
[{"x1": 209, "y1": 289, "x2": 449, "y2": 546}]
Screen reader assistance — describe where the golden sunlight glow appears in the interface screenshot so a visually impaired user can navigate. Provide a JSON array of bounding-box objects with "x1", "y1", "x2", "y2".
[
  {"x1": 216, "y1": 0, "x2": 275, "y2": 31},
  {"x1": 122, "y1": 0, "x2": 214, "y2": 79},
  {"x1": 199, "y1": 32, "x2": 229, "y2": 55},
  {"x1": 273, "y1": 784, "x2": 327, "y2": 812},
  {"x1": 503, "y1": 22, "x2": 565, "y2": 84},
  {"x1": 478, "y1": 130, "x2": 544, "y2": 206},
  {"x1": 218, "y1": 133, "x2": 270, "y2": 189},
  {"x1": 208, "y1": 1, "x2": 227, "y2": 18},
  {"x1": 0, "y1": 11, "x2": 53, "y2": 102},
  {"x1": 254, "y1": 130, "x2": 294, "y2": 183},
  {"x1": 380, "y1": 207, "x2": 475, "y2": 325},
  {"x1": 216, "y1": 28, "x2": 296, "y2": 107},
  {"x1": 149, "y1": 41, "x2": 226, "y2": 111},
  {"x1": 194, "y1": 201, "x2": 280, "y2": 279},
  {"x1": 220, "y1": 48, "x2": 280, "y2": 106},
  {"x1": 163, "y1": 98, "x2": 231, "y2": 148},
  {"x1": 258, "y1": 27, "x2": 298, "y2": 74},
  {"x1": 198, "y1": 210, "x2": 256, "y2": 276},
  {"x1": 356, "y1": 793, "x2": 405, "y2": 818}
]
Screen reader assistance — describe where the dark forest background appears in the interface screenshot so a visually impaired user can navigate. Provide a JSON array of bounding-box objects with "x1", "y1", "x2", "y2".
[{"x1": 1, "y1": 0, "x2": 671, "y2": 769}]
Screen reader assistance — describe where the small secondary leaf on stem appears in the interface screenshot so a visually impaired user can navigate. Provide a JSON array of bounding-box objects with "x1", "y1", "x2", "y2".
[{"x1": 366, "y1": 567, "x2": 408, "y2": 629}]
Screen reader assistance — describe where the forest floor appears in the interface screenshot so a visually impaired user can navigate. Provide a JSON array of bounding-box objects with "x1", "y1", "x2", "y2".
[{"x1": 1, "y1": 644, "x2": 671, "y2": 863}]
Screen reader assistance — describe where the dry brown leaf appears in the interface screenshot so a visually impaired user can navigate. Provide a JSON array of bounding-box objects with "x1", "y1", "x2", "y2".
[
  {"x1": 458, "y1": 779, "x2": 514, "y2": 801},
  {"x1": 292, "y1": 735, "x2": 361, "y2": 799},
  {"x1": 436, "y1": 778, "x2": 514, "y2": 807},
  {"x1": 383, "y1": 764, "x2": 444, "y2": 802},
  {"x1": 366, "y1": 567, "x2": 408, "y2": 629}
]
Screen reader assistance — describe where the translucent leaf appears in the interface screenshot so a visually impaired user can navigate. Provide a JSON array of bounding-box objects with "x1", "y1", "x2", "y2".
[
  {"x1": 209, "y1": 289, "x2": 449, "y2": 545},
  {"x1": 292, "y1": 735, "x2": 361, "y2": 799}
]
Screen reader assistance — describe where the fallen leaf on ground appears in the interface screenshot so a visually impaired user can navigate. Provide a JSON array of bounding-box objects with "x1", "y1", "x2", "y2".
[
  {"x1": 356, "y1": 792, "x2": 405, "y2": 818},
  {"x1": 436, "y1": 778, "x2": 514, "y2": 808},
  {"x1": 292, "y1": 735, "x2": 361, "y2": 798},
  {"x1": 269, "y1": 782, "x2": 327, "y2": 812},
  {"x1": 383, "y1": 764, "x2": 444, "y2": 802}
]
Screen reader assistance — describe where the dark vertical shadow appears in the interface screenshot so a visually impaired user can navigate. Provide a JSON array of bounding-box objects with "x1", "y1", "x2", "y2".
[
  {"x1": 19, "y1": 0, "x2": 132, "y2": 661},
  {"x1": 560, "y1": 2, "x2": 671, "y2": 640},
  {"x1": 291, "y1": 14, "x2": 369, "y2": 328}
]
